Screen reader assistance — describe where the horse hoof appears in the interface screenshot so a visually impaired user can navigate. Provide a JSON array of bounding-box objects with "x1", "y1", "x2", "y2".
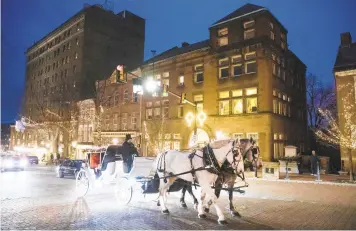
[
  {"x1": 180, "y1": 203, "x2": 187, "y2": 208},
  {"x1": 198, "y1": 214, "x2": 207, "y2": 219},
  {"x1": 162, "y1": 209, "x2": 169, "y2": 214},
  {"x1": 204, "y1": 207, "x2": 210, "y2": 213},
  {"x1": 157, "y1": 202, "x2": 161, "y2": 207},
  {"x1": 231, "y1": 210, "x2": 241, "y2": 217},
  {"x1": 218, "y1": 220, "x2": 228, "y2": 225}
]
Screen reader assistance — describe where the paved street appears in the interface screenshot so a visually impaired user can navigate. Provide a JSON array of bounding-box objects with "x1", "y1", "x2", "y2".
[{"x1": 1, "y1": 166, "x2": 356, "y2": 230}]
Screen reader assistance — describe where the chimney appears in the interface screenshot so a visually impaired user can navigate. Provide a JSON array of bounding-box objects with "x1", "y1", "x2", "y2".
[
  {"x1": 340, "y1": 32, "x2": 352, "y2": 47},
  {"x1": 182, "y1": 42, "x2": 190, "y2": 48}
]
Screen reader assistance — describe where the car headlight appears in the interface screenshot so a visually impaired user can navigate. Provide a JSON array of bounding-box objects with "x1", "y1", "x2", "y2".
[
  {"x1": 20, "y1": 159, "x2": 27, "y2": 166},
  {"x1": 6, "y1": 160, "x2": 13, "y2": 168}
]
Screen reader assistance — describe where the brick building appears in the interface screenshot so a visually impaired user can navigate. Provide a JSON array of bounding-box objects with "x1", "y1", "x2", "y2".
[
  {"x1": 333, "y1": 32, "x2": 356, "y2": 172},
  {"x1": 12, "y1": 4, "x2": 145, "y2": 157},
  {"x1": 140, "y1": 4, "x2": 307, "y2": 160}
]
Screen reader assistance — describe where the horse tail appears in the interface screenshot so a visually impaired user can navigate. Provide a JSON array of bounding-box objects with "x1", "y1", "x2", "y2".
[{"x1": 151, "y1": 151, "x2": 167, "y2": 174}]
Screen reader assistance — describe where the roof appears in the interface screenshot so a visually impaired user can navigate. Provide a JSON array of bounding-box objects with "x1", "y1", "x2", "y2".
[
  {"x1": 143, "y1": 39, "x2": 210, "y2": 65},
  {"x1": 211, "y1": 3, "x2": 266, "y2": 27},
  {"x1": 334, "y1": 42, "x2": 356, "y2": 72}
]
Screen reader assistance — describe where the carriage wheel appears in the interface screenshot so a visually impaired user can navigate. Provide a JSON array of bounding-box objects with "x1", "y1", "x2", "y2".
[
  {"x1": 76, "y1": 169, "x2": 89, "y2": 198},
  {"x1": 114, "y1": 177, "x2": 132, "y2": 206}
]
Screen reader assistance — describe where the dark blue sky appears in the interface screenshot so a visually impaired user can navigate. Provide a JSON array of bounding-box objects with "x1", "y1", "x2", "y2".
[{"x1": 1, "y1": 0, "x2": 355, "y2": 123}]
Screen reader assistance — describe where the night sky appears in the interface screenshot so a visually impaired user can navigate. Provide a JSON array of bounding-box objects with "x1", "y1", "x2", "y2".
[{"x1": 1, "y1": 0, "x2": 355, "y2": 124}]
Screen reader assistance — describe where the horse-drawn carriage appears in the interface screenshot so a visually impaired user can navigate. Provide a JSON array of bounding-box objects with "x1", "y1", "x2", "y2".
[
  {"x1": 75, "y1": 138, "x2": 260, "y2": 224},
  {"x1": 75, "y1": 145, "x2": 159, "y2": 205}
]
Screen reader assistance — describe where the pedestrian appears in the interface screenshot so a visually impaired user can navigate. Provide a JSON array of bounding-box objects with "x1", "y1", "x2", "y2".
[
  {"x1": 297, "y1": 152, "x2": 303, "y2": 174},
  {"x1": 310, "y1": 150, "x2": 320, "y2": 176},
  {"x1": 56, "y1": 153, "x2": 60, "y2": 165},
  {"x1": 50, "y1": 153, "x2": 54, "y2": 164},
  {"x1": 122, "y1": 134, "x2": 138, "y2": 173}
]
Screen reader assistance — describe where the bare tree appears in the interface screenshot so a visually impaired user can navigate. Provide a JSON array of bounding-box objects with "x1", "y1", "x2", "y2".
[
  {"x1": 306, "y1": 73, "x2": 336, "y2": 129},
  {"x1": 313, "y1": 83, "x2": 355, "y2": 181}
]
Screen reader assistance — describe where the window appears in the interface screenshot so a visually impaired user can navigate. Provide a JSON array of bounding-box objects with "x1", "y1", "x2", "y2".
[
  {"x1": 196, "y1": 103, "x2": 203, "y2": 113},
  {"x1": 273, "y1": 99, "x2": 278, "y2": 113},
  {"x1": 281, "y1": 33, "x2": 286, "y2": 40},
  {"x1": 232, "y1": 64, "x2": 243, "y2": 76},
  {"x1": 194, "y1": 64, "x2": 204, "y2": 83},
  {"x1": 154, "y1": 101, "x2": 161, "y2": 107},
  {"x1": 154, "y1": 108, "x2": 161, "y2": 118},
  {"x1": 246, "y1": 97, "x2": 257, "y2": 113},
  {"x1": 178, "y1": 76, "x2": 184, "y2": 86},
  {"x1": 193, "y1": 94, "x2": 203, "y2": 102},
  {"x1": 113, "y1": 113, "x2": 118, "y2": 130},
  {"x1": 217, "y1": 28, "x2": 228, "y2": 47},
  {"x1": 219, "y1": 100, "x2": 230, "y2": 115},
  {"x1": 219, "y1": 91, "x2": 230, "y2": 99},
  {"x1": 146, "y1": 102, "x2": 152, "y2": 107},
  {"x1": 218, "y1": 37, "x2": 228, "y2": 46},
  {"x1": 178, "y1": 106, "x2": 184, "y2": 118},
  {"x1": 218, "y1": 27, "x2": 228, "y2": 36},
  {"x1": 245, "y1": 52, "x2": 256, "y2": 61},
  {"x1": 124, "y1": 89, "x2": 129, "y2": 103},
  {"x1": 173, "y1": 141, "x2": 180, "y2": 150},
  {"x1": 244, "y1": 29, "x2": 255, "y2": 40},
  {"x1": 281, "y1": 42, "x2": 286, "y2": 50},
  {"x1": 162, "y1": 72, "x2": 169, "y2": 78},
  {"x1": 162, "y1": 78, "x2": 169, "y2": 87},
  {"x1": 164, "y1": 141, "x2": 171, "y2": 151},
  {"x1": 270, "y1": 31, "x2": 275, "y2": 40},
  {"x1": 244, "y1": 20, "x2": 255, "y2": 29},
  {"x1": 131, "y1": 115, "x2": 137, "y2": 130},
  {"x1": 231, "y1": 55, "x2": 242, "y2": 64},
  {"x1": 232, "y1": 89, "x2": 243, "y2": 97},
  {"x1": 146, "y1": 108, "x2": 153, "y2": 120},
  {"x1": 73, "y1": 65, "x2": 77, "y2": 73},
  {"x1": 74, "y1": 52, "x2": 78, "y2": 59},
  {"x1": 155, "y1": 74, "x2": 161, "y2": 80},
  {"x1": 247, "y1": 133, "x2": 259, "y2": 146},
  {"x1": 219, "y1": 58, "x2": 229, "y2": 79},
  {"x1": 269, "y1": 22, "x2": 274, "y2": 29},
  {"x1": 232, "y1": 133, "x2": 244, "y2": 140},
  {"x1": 133, "y1": 92, "x2": 138, "y2": 103},
  {"x1": 76, "y1": 38, "x2": 79, "y2": 46},
  {"x1": 232, "y1": 99, "x2": 243, "y2": 114},
  {"x1": 245, "y1": 61, "x2": 257, "y2": 74},
  {"x1": 246, "y1": 88, "x2": 257, "y2": 96}
]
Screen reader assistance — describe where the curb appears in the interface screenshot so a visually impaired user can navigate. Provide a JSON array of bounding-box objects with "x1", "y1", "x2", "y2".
[{"x1": 244, "y1": 177, "x2": 356, "y2": 187}]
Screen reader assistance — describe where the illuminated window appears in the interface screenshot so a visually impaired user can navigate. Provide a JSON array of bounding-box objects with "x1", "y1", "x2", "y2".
[
  {"x1": 218, "y1": 27, "x2": 228, "y2": 36},
  {"x1": 270, "y1": 31, "x2": 275, "y2": 40},
  {"x1": 173, "y1": 141, "x2": 180, "y2": 150},
  {"x1": 217, "y1": 28, "x2": 228, "y2": 47},
  {"x1": 269, "y1": 22, "x2": 274, "y2": 29},
  {"x1": 146, "y1": 102, "x2": 152, "y2": 107},
  {"x1": 219, "y1": 100, "x2": 230, "y2": 115},
  {"x1": 232, "y1": 99, "x2": 243, "y2": 114},
  {"x1": 246, "y1": 97, "x2": 257, "y2": 113},
  {"x1": 218, "y1": 37, "x2": 228, "y2": 46},
  {"x1": 178, "y1": 76, "x2": 184, "y2": 86},
  {"x1": 146, "y1": 108, "x2": 152, "y2": 120},
  {"x1": 231, "y1": 55, "x2": 242, "y2": 64},
  {"x1": 232, "y1": 89, "x2": 243, "y2": 97},
  {"x1": 196, "y1": 103, "x2": 203, "y2": 113},
  {"x1": 154, "y1": 108, "x2": 160, "y2": 118},
  {"x1": 246, "y1": 88, "x2": 257, "y2": 96},
  {"x1": 194, "y1": 94, "x2": 203, "y2": 102},
  {"x1": 219, "y1": 91, "x2": 230, "y2": 99},
  {"x1": 178, "y1": 106, "x2": 184, "y2": 118},
  {"x1": 163, "y1": 72, "x2": 169, "y2": 78}
]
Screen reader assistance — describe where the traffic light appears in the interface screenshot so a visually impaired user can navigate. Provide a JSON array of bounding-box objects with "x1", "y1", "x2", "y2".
[
  {"x1": 115, "y1": 65, "x2": 126, "y2": 83},
  {"x1": 181, "y1": 93, "x2": 186, "y2": 104}
]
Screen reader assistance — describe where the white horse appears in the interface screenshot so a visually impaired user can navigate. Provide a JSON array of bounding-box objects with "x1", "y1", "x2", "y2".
[{"x1": 152, "y1": 139, "x2": 239, "y2": 224}]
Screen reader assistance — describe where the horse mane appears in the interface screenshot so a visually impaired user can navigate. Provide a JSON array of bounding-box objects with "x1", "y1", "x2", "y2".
[{"x1": 209, "y1": 139, "x2": 232, "y2": 149}]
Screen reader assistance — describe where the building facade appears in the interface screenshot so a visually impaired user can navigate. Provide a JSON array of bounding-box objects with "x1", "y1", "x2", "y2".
[
  {"x1": 13, "y1": 4, "x2": 145, "y2": 157},
  {"x1": 140, "y1": 4, "x2": 307, "y2": 160},
  {"x1": 333, "y1": 32, "x2": 356, "y2": 172}
]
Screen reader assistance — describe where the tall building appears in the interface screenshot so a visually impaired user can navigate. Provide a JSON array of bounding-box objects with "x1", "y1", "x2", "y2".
[
  {"x1": 333, "y1": 32, "x2": 356, "y2": 172},
  {"x1": 139, "y1": 4, "x2": 307, "y2": 160},
  {"x1": 15, "y1": 4, "x2": 145, "y2": 157}
]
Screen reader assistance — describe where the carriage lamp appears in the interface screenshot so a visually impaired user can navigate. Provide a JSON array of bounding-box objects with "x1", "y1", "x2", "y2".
[{"x1": 112, "y1": 138, "x2": 119, "y2": 145}]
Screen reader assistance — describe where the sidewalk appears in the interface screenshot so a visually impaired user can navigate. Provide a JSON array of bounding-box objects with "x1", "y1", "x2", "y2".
[{"x1": 244, "y1": 171, "x2": 356, "y2": 186}]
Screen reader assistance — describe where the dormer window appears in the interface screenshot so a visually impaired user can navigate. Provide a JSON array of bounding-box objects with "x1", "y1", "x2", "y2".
[
  {"x1": 217, "y1": 27, "x2": 228, "y2": 47},
  {"x1": 244, "y1": 29, "x2": 255, "y2": 40},
  {"x1": 194, "y1": 64, "x2": 204, "y2": 83},
  {"x1": 269, "y1": 22, "x2": 274, "y2": 29},
  {"x1": 244, "y1": 20, "x2": 255, "y2": 29}
]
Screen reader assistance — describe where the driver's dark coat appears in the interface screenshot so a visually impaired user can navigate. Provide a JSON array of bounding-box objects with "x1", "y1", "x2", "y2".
[{"x1": 121, "y1": 141, "x2": 138, "y2": 162}]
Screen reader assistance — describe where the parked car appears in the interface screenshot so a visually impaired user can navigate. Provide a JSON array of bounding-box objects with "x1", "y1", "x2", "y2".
[
  {"x1": 56, "y1": 159, "x2": 84, "y2": 178},
  {"x1": 1, "y1": 156, "x2": 27, "y2": 171},
  {"x1": 27, "y1": 156, "x2": 39, "y2": 165}
]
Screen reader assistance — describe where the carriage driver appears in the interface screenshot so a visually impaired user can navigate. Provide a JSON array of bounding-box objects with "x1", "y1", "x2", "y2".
[{"x1": 122, "y1": 134, "x2": 139, "y2": 173}]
